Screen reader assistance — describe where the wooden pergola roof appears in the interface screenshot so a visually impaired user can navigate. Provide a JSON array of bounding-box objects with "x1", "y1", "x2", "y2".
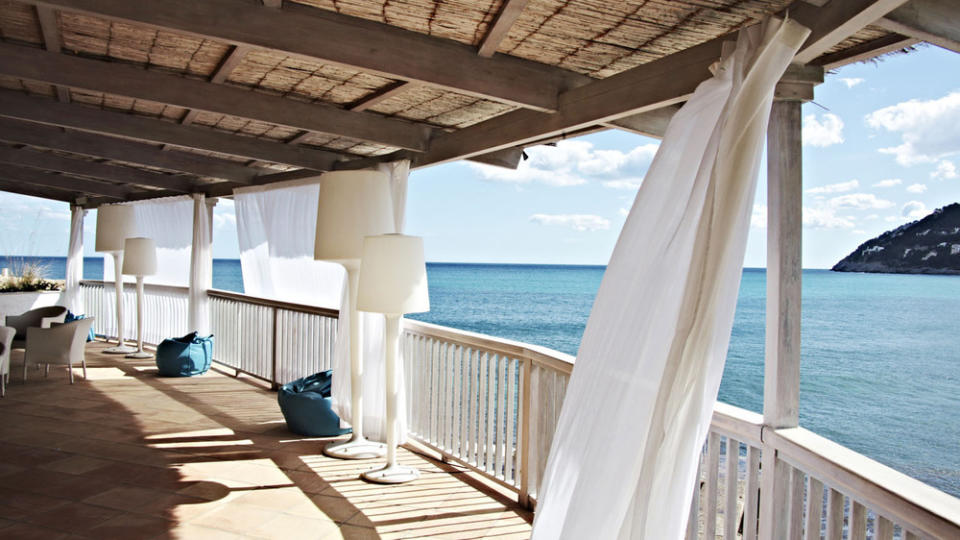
[{"x1": 0, "y1": 0, "x2": 954, "y2": 208}]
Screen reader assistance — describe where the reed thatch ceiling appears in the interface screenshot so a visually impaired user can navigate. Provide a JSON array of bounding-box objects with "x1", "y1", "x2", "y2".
[{"x1": 0, "y1": 0, "x2": 947, "y2": 207}]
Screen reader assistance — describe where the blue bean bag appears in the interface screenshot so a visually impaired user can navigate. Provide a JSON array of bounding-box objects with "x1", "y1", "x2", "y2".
[
  {"x1": 156, "y1": 331, "x2": 214, "y2": 377},
  {"x1": 278, "y1": 371, "x2": 351, "y2": 437}
]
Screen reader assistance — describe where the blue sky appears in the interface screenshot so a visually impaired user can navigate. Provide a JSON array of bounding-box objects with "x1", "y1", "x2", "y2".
[{"x1": 1, "y1": 44, "x2": 958, "y2": 269}]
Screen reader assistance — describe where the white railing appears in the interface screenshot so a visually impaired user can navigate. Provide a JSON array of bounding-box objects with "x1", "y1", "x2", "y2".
[
  {"x1": 207, "y1": 289, "x2": 338, "y2": 386},
  {"x1": 74, "y1": 283, "x2": 960, "y2": 536},
  {"x1": 80, "y1": 280, "x2": 189, "y2": 345}
]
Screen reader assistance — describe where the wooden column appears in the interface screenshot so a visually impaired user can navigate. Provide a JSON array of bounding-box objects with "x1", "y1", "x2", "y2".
[{"x1": 758, "y1": 94, "x2": 805, "y2": 540}]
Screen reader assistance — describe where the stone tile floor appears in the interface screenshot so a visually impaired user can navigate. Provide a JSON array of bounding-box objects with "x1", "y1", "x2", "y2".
[{"x1": 0, "y1": 341, "x2": 532, "y2": 539}]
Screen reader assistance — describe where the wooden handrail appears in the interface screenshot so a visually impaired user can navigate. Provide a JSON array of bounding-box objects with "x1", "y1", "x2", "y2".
[
  {"x1": 771, "y1": 427, "x2": 960, "y2": 538},
  {"x1": 403, "y1": 318, "x2": 575, "y2": 374},
  {"x1": 206, "y1": 288, "x2": 340, "y2": 318}
]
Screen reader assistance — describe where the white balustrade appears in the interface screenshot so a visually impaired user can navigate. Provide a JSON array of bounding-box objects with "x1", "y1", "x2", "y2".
[
  {"x1": 76, "y1": 282, "x2": 960, "y2": 536},
  {"x1": 80, "y1": 280, "x2": 188, "y2": 345}
]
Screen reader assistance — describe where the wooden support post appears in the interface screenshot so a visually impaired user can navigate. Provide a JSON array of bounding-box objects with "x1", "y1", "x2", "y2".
[{"x1": 759, "y1": 96, "x2": 804, "y2": 540}]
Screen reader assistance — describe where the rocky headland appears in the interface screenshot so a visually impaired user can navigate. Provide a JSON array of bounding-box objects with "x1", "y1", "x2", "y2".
[{"x1": 832, "y1": 203, "x2": 960, "y2": 275}]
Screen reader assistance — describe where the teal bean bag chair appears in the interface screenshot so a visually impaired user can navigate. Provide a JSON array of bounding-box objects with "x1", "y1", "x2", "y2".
[
  {"x1": 278, "y1": 371, "x2": 351, "y2": 437},
  {"x1": 156, "y1": 332, "x2": 214, "y2": 377}
]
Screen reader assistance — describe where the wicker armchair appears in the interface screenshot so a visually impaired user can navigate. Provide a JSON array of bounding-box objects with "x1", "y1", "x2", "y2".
[
  {"x1": 23, "y1": 318, "x2": 95, "y2": 384},
  {"x1": 5, "y1": 306, "x2": 68, "y2": 349}
]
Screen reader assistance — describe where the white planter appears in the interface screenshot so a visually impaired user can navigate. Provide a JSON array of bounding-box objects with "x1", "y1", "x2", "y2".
[{"x1": 0, "y1": 290, "x2": 65, "y2": 325}]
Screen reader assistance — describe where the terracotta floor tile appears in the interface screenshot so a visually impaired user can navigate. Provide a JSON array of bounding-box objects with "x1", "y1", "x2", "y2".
[
  {"x1": 86, "y1": 512, "x2": 173, "y2": 540},
  {"x1": 23, "y1": 501, "x2": 122, "y2": 533},
  {"x1": 41, "y1": 455, "x2": 114, "y2": 475},
  {"x1": 0, "y1": 342, "x2": 532, "y2": 539},
  {"x1": 84, "y1": 485, "x2": 167, "y2": 512}
]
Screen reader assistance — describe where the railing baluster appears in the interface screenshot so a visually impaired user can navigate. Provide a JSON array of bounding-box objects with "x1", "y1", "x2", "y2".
[
  {"x1": 724, "y1": 437, "x2": 740, "y2": 540},
  {"x1": 505, "y1": 357, "x2": 517, "y2": 484},
  {"x1": 744, "y1": 445, "x2": 761, "y2": 540},
  {"x1": 876, "y1": 516, "x2": 894, "y2": 540},
  {"x1": 825, "y1": 488, "x2": 844, "y2": 540},
  {"x1": 486, "y1": 352, "x2": 497, "y2": 474},
  {"x1": 789, "y1": 466, "x2": 806, "y2": 539},
  {"x1": 705, "y1": 431, "x2": 721, "y2": 540},
  {"x1": 451, "y1": 343, "x2": 462, "y2": 456},
  {"x1": 805, "y1": 477, "x2": 824, "y2": 540},
  {"x1": 849, "y1": 501, "x2": 866, "y2": 540},
  {"x1": 687, "y1": 450, "x2": 703, "y2": 540}
]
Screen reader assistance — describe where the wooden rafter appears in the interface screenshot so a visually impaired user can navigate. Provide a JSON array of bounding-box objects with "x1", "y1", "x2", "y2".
[
  {"x1": 28, "y1": 0, "x2": 590, "y2": 112},
  {"x1": 877, "y1": 0, "x2": 960, "y2": 54},
  {"x1": 0, "y1": 44, "x2": 434, "y2": 152},
  {"x1": 478, "y1": 0, "x2": 530, "y2": 58},
  {"x1": 0, "y1": 118, "x2": 261, "y2": 183},
  {"x1": 0, "y1": 91, "x2": 346, "y2": 170},
  {"x1": 416, "y1": 0, "x2": 911, "y2": 167},
  {"x1": 0, "y1": 177, "x2": 78, "y2": 202},
  {"x1": 0, "y1": 163, "x2": 129, "y2": 199},
  {"x1": 0, "y1": 145, "x2": 194, "y2": 192},
  {"x1": 812, "y1": 33, "x2": 917, "y2": 69},
  {"x1": 34, "y1": 5, "x2": 70, "y2": 103}
]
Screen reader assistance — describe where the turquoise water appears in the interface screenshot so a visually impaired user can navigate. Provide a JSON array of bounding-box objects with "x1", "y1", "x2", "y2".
[{"x1": 7, "y1": 257, "x2": 958, "y2": 497}]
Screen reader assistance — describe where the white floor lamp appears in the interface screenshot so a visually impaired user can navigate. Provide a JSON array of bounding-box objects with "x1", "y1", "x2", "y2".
[
  {"x1": 357, "y1": 234, "x2": 429, "y2": 484},
  {"x1": 96, "y1": 204, "x2": 136, "y2": 355},
  {"x1": 315, "y1": 170, "x2": 395, "y2": 460},
  {"x1": 122, "y1": 237, "x2": 157, "y2": 359}
]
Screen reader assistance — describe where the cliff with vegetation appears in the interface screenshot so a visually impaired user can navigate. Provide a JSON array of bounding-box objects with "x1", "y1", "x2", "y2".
[{"x1": 832, "y1": 203, "x2": 960, "y2": 275}]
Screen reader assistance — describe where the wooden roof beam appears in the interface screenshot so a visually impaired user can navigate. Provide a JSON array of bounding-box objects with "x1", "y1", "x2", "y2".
[
  {"x1": 416, "y1": 0, "x2": 910, "y2": 167},
  {"x1": 0, "y1": 164, "x2": 129, "y2": 199},
  {"x1": 0, "y1": 43, "x2": 433, "y2": 152},
  {"x1": 35, "y1": 5, "x2": 70, "y2": 103},
  {"x1": 0, "y1": 91, "x2": 346, "y2": 171},
  {"x1": 876, "y1": 0, "x2": 960, "y2": 54},
  {"x1": 811, "y1": 33, "x2": 918, "y2": 69},
  {"x1": 179, "y1": 44, "x2": 252, "y2": 128},
  {"x1": 478, "y1": 0, "x2": 530, "y2": 58},
  {"x1": 0, "y1": 145, "x2": 195, "y2": 192},
  {"x1": 0, "y1": 118, "x2": 261, "y2": 183},
  {"x1": 0, "y1": 177, "x2": 78, "y2": 202},
  {"x1": 29, "y1": 0, "x2": 589, "y2": 112}
]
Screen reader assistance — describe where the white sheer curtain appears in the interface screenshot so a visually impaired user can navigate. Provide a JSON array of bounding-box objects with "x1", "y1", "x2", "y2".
[
  {"x1": 188, "y1": 193, "x2": 212, "y2": 335},
  {"x1": 63, "y1": 205, "x2": 86, "y2": 313},
  {"x1": 234, "y1": 178, "x2": 345, "y2": 307},
  {"x1": 102, "y1": 196, "x2": 193, "y2": 286},
  {"x1": 531, "y1": 19, "x2": 809, "y2": 540},
  {"x1": 329, "y1": 160, "x2": 411, "y2": 443}
]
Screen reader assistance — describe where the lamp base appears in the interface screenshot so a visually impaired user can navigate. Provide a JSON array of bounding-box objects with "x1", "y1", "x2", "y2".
[
  {"x1": 361, "y1": 464, "x2": 420, "y2": 484},
  {"x1": 125, "y1": 351, "x2": 154, "y2": 359},
  {"x1": 323, "y1": 438, "x2": 387, "y2": 460},
  {"x1": 104, "y1": 345, "x2": 137, "y2": 354}
]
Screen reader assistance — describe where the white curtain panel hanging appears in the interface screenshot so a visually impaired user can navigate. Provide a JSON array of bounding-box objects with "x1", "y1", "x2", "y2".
[
  {"x1": 102, "y1": 196, "x2": 194, "y2": 286},
  {"x1": 63, "y1": 205, "x2": 86, "y2": 314},
  {"x1": 188, "y1": 193, "x2": 213, "y2": 335},
  {"x1": 329, "y1": 159, "x2": 411, "y2": 443},
  {"x1": 234, "y1": 178, "x2": 345, "y2": 308},
  {"x1": 531, "y1": 19, "x2": 809, "y2": 540}
]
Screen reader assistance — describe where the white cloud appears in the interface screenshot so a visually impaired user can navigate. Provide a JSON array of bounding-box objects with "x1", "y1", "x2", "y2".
[
  {"x1": 804, "y1": 206, "x2": 855, "y2": 229},
  {"x1": 806, "y1": 179, "x2": 859, "y2": 194},
  {"x1": 469, "y1": 140, "x2": 659, "y2": 187},
  {"x1": 529, "y1": 213, "x2": 611, "y2": 232},
  {"x1": 866, "y1": 91, "x2": 960, "y2": 165},
  {"x1": 603, "y1": 180, "x2": 642, "y2": 190},
  {"x1": 885, "y1": 216, "x2": 901, "y2": 223},
  {"x1": 872, "y1": 178, "x2": 902, "y2": 188},
  {"x1": 865, "y1": 214, "x2": 880, "y2": 220},
  {"x1": 800, "y1": 192, "x2": 894, "y2": 230},
  {"x1": 618, "y1": 207, "x2": 630, "y2": 217},
  {"x1": 751, "y1": 204, "x2": 767, "y2": 229},
  {"x1": 906, "y1": 183, "x2": 927, "y2": 194},
  {"x1": 931, "y1": 160, "x2": 957, "y2": 180},
  {"x1": 213, "y1": 212, "x2": 237, "y2": 229},
  {"x1": 902, "y1": 201, "x2": 928, "y2": 219},
  {"x1": 803, "y1": 113, "x2": 844, "y2": 147},
  {"x1": 839, "y1": 77, "x2": 864, "y2": 88},
  {"x1": 828, "y1": 193, "x2": 895, "y2": 210},
  {"x1": 853, "y1": 229, "x2": 867, "y2": 234}
]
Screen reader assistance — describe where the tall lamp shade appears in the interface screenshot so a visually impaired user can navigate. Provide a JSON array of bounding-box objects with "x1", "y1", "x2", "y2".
[
  {"x1": 357, "y1": 233, "x2": 429, "y2": 484},
  {"x1": 357, "y1": 234, "x2": 429, "y2": 315},
  {"x1": 95, "y1": 204, "x2": 135, "y2": 253},
  {"x1": 315, "y1": 170, "x2": 395, "y2": 460},
  {"x1": 121, "y1": 237, "x2": 157, "y2": 276},
  {"x1": 95, "y1": 204, "x2": 137, "y2": 354},
  {"x1": 315, "y1": 170, "x2": 395, "y2": 265}
]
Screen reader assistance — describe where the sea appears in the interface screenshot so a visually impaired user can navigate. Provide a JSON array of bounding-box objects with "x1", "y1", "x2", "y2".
[{"x1": 4, "y1": 256, "x2": 958, "y2": 498}]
